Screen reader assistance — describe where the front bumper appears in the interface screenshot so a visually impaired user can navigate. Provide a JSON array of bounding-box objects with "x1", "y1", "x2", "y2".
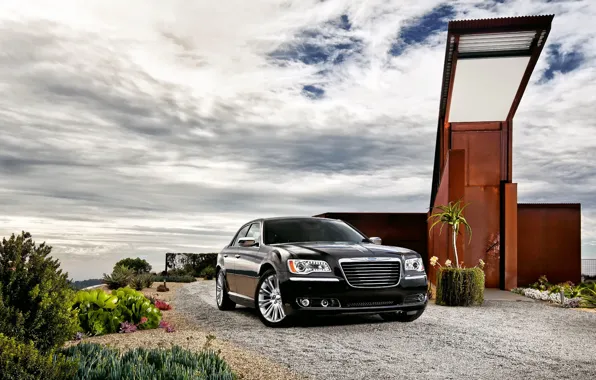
[{"x1": 278, "y1": 271, "x2": 428, "y2": 316}]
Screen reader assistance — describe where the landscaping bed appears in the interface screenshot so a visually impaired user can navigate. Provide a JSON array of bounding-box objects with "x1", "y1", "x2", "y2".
[
  {"x1": 67, "y1": 280, "x2": 305, "y2": 380},
  {"x1": 511, "y1": 275, "x2": 596, "y2": 312}
]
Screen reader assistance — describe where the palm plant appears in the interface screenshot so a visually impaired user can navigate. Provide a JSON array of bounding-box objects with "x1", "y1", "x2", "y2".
[{"x1": 428, "y1": 199, "x2": 472, "y2": 269}]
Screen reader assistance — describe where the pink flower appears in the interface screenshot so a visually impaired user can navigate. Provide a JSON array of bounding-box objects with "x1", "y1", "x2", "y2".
[{"x1": 139, "y1": 317, "x2": 148, "y2": 325}]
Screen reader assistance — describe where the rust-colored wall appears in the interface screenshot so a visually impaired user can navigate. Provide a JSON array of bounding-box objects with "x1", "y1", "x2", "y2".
[
  {"x1": 517, "y1": 204, "x2": 581, "y2": 286},
  {"x1": 502, "y1": 183, "x2": 518, "y2": 290},
  {"x1": 315, "y1": 212, "x2": 429, "y2": 263},
  {"x1": 450, "y1": 123, "x2": 506, "y2": 287}
]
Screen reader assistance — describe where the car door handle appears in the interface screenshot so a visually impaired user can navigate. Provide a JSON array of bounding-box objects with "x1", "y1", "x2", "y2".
[{"x1": 235, "y1": 254, "x2": 240, "y2": 258}]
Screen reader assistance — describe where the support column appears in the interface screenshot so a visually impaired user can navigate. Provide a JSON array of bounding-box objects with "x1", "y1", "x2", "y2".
[{"x1": 500, "y1": 182, "x2": 518, "y2": 290}]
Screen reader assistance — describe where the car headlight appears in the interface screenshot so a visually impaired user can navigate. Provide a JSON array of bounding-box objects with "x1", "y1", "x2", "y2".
[
  {"x1": 405, "y1": 258, "x2": 424, "y2": 272},
  {"x1": 287, "y1": 259, "x2": 331, "y2": 274}
]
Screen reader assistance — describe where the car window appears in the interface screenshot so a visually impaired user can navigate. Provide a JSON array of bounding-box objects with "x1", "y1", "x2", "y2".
[
  {"x1": 232, "y1": 225, "x2": 250, "y2": 246},
  {"x1": 246, "y1": 223, "x2": 261, "y2": 242},
  {"x1": 263, "y1": 218, "x2": 365, "y2": 244}
]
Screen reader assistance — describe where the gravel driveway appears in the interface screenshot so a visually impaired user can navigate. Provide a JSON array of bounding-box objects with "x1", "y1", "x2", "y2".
[{"x1": 175, "y1": 280, "x2": 596, "y2": 380}]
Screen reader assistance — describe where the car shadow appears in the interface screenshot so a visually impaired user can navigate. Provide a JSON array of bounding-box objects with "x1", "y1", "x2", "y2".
[{"x1": 230, "y1": 306, "x2": 389, "y2": 328}]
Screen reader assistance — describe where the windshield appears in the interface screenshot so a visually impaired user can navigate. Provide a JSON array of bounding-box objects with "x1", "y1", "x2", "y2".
[{"x1": 263, "y1": 218, "x2": 367, "y2": 245}]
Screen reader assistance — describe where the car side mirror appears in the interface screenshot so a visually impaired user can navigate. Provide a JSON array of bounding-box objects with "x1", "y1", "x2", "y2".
[
  {"x1": 238, "y1": 237, "x2": 258, "y2": 247},
  {"x1": 369, "y1": 237, "x2": 382, "y2": 245}
]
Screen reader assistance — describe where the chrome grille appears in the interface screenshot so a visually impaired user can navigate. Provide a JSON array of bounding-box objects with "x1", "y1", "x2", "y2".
[{"x1": 340, "y1": 259, "x2": 401, "y2": 288}]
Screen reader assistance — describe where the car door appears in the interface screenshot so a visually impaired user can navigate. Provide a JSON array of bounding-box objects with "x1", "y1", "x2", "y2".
[
  {"x1": 235, "y1": 221, "x2": 263, "y2": 299},
  {"x1": 226, "y1": 223, "x2": 251, "y2": 294}
]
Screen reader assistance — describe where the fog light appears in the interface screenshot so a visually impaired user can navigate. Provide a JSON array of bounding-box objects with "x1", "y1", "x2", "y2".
[
  {"x1": 298, "y1": 298, "x2": 310, "y2": 307},
  {"x1": 417, "y1": 294, "x2": 425, "y2": 302},
  {"x1": 320, "y1": 299, "x2": 329, "y2": 307}
]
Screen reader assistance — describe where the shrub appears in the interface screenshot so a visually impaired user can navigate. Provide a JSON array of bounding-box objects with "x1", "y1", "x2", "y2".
[
  {"x1": 114, "y1": 257, "x2": 152, "y2": 274},
  {"x1": 72, "y1": 287, "x2": 161, "y2": 336},
  {"x1": 0, "y1": 232, "x2": 79, "y2": 352},
  {"x1": 0, "y1": 333, "x2": 77, "y2": 380},
  {"x1": 111, "y1": 287, "x2": 162, "y2": 329},
  {"x1": 200, "y1": 265, "x2": 216, "y2": 280},
  {"x1": 102, "y1": 265, "x2": 135, "y2": 290},
  {"x1": 152, "y1": 275, "x2": 196, "y2": 283},
  {"x1": 435, "y1": 267, "x2": 485, "y2": 306},
  {"x1": 59, "y1": 343, "x2": 237, "y2": 379},
  {"x1": 130, "y1": 273, "x2": 154, "y2": 290}
]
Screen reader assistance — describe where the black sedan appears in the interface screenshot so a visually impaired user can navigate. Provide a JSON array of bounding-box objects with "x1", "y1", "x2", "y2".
[{"x1": 215, "y1": 216, "x2": 428, "y2": 327}]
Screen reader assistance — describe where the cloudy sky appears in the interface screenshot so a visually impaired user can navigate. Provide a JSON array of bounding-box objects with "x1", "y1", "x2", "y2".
[{"x1": 1, "y1": 0, "x2": 595, "y2": 280}]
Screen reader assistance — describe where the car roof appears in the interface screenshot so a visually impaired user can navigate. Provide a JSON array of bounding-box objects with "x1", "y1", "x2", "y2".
[{"x1": 245, "y1": 216, "x2": 338, "y2": 224}]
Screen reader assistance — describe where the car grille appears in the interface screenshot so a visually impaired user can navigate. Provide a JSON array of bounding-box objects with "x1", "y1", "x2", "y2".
[
  {"x1": 344, "y1": 300, "x2": 396, "y2": 308},
  {"x1": 340, "y1": 260, "x2": 401, "y2": 288}
]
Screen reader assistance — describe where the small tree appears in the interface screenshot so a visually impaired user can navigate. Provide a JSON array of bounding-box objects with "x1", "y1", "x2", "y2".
[
  {"x1": 428, "y1": 199, "x2": 472, "y2": 269},
  {"x1": 113, "y1": 257, "x2": 152, "y2": 274},
  {"x1": 0, "y1": 232, "x2": 79, "y2": 352}
]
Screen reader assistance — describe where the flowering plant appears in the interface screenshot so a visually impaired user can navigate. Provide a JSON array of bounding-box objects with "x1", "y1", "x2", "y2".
[
  {"x1": 429, "y1": 256, "x2": 484, "y2": 270},
  {"x1": 154, "y1": 300, "x2": 172, "y2": 311}
]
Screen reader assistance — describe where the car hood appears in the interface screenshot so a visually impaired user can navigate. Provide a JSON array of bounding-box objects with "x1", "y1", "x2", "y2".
[{"x1": 276, "y1": 241, "x2": 417, "y2": 259}]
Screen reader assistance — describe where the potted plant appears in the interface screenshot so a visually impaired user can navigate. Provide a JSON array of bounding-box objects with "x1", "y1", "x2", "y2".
[{"x1": 428, "y1": 200, "x2": 485, "y2": 306}]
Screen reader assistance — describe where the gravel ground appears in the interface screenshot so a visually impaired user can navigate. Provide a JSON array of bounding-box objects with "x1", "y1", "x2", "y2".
[{"x1": 176, "y1": 280, "x2": 596, "y2": 380}]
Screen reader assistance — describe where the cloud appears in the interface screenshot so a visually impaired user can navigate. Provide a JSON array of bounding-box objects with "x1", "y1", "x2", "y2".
[{"x1": 1, "y1": 0, "x2": 595, "y2": 279}]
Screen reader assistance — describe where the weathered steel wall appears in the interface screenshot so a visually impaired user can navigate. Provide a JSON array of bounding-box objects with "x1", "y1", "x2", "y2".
[
  {"x1": 315, "y1": 212, "x2": 429, "y2": 263},
  {"x1": 517, "y1": 204, "x2": 581, "y2": 286},
  {"x1": 449, "y1": 122, "x2": 506, "y2": 288}
]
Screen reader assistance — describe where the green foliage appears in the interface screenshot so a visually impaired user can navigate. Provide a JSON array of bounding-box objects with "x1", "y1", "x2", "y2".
[
  {"x1": 69, "y1": 279, "x2": 103, "y2": 290},
  {"x1": 112, "y1": 287, "x2": 161, "y2": 329},
  {"x1": 152, "y1": 275, "x2": 197, "y2": 283},
  {"x1": 165, "y1": 253, "x2": 217, "y2": 277},
  {"x1": 72, "y1": 287, "x2": 161, "y2": 336},
  {"x1": 200, "y1": 266, "x2": 216, "y2": 280},
  {"x1": 130, "y1": 273, "x2": 154, "y2": 290},
  {"x1": 435, "y1": 267, "x2": 484, "y2": 306},
  {"x1": 102, "y1": 265, "x2": 135, "y2": 290},
  {"x1": 114, "y1": 257, "x2": 152, "y2": 274},
  {"x1": 0, "y1": 232, "x2": 79, "y2": 352},
  {"x1": 428, "y1": 199, "x2": 472, "y2": 268},
  {"x1": 59, "y1": 342, "x2": 237, "y2": 380},
  {"x1": 0, "y1": 333, "x2": 77, "y2": 380},
  {"x1": 529, "y1": 275, "x2": 551, "y2": 291}
]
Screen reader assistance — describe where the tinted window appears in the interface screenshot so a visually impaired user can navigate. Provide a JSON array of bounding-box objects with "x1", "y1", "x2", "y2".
[
  {"x1": 263, "y1": 219, "x2": 365, "y2": 245},
  {"x1": 246, "y1": 223, "x2": 261, "y2": 241},
  {"x1": 232, "y1": 224, "x2": 250, "y2": 246}
]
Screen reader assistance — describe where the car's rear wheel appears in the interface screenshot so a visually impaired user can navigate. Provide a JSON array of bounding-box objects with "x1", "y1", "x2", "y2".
[
  {"x1": 255, "y1": 269, "x2": 288, "y2": 327},
  {"x1": 216, "y1": 270, "x2": 236, "y2": 310},
  {"x1": 379, "y1": 309, "x2": 424, "y2": 322}
]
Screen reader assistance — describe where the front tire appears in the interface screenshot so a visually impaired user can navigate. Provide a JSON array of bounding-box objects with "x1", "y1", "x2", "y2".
[
  {"x1": 379, "y1": 309, "x2": 424, "y2": 322},
  {"x1": 216, "y1": 270, "x2": 236, "y2": 310},
  {"x1": 255, "y1": 269, "x2": 289, "y2": 327}
]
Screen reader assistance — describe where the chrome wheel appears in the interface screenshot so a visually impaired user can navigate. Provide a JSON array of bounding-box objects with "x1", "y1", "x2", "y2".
[
  {"x1": 216, "y1": 271, "x2": 224, "y2": 306},
  {"x1": 258, "y1": 273, "x2": 286, "y2": 323}
]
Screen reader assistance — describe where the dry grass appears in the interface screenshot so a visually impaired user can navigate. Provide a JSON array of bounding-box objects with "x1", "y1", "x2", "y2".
[{"x1": 65, "y1": 280, "x2": 306, "y2": 380}]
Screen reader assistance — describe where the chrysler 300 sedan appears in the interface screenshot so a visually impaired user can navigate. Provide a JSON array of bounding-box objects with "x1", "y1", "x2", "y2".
[{"x1": 215, "y1": 216, "x2": 428, "y2": 327}]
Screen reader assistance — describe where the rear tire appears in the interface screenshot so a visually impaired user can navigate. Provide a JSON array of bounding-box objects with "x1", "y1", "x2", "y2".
[
  {"x1": 216, "y1": 270, "x2": 236, "y2": 310},
  {"x1": 379, "y1": 309, "x2": 424, "y2": 322}
]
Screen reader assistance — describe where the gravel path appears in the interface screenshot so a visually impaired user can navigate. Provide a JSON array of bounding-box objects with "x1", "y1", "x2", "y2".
[{"x1": 176, "y1": 280, "x2": 596, "y2": 380}]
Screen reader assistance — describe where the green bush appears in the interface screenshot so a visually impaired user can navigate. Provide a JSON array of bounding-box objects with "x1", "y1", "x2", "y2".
[
  {"x1": 0, "y1": 232, "x2": 79, "y2": 352},
  {"x1": 152, "y1": 275, "x2": 196, "y2": 283},
  {"x1": 102, "y1": 265, "x2": 135, "y2": 290},
  {"x1": 114, "y1": 257, "x2": 152, "y2": 274},
  {"x1": 200, "y1": 266, "x2": 216, "y2": 280},
  {"x1": 59, "y1": 342, "x2": 237, "y2": 380},
  {"x1": 72, "y1": 287, "x2": 161, "y2": 335},
  {"x1": 435, "y1": 267, "x2": 484, "y2": 306},
  {"x1": 130, "y1": 273, "x2": 154, "y2": 290},
  {"x1": 0, "y1": 333, "x2": 77, "y2": 380}
]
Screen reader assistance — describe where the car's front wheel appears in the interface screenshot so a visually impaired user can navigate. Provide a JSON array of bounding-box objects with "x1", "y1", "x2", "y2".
[
  {"x1": 379, "y1": 309, "x2": 424, "y2": 322},
  {"x1": 216, "y1": 270, "x2": 236, "y2": 310},
  {"x1": 255, "y1": 269, "x2": 288, "y2": 327}
]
